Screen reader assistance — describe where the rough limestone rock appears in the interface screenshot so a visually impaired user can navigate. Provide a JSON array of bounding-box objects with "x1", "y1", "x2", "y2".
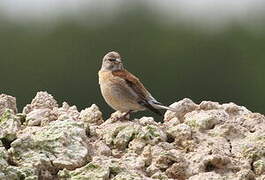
[
  {"x1": 96, "y1": 116, "x2": 166, "y2": 152},
  {"x1": 9, "y1": 120, "x2": 90, "y2": 174},
  {"x1": 23, "y1": 91, "x2": 58, "y2": 126},
  {"x1": 80, "y1": 104, "x2": 103, "y2": 125},
  {"x1": 0, "y1": 142, "x2": 9, "y2": 178},
  {"x1": 0, "y1": 94, "x2": 17, "y2": 116},
  {"x1": 0, "y1": 140, "x2": 38, "y2": 180},
  {"x1": 0, "y1": 92, "x2": 265, "y2": 179},
  {"x1": 24, "y1": 92, "x2": 80, "y2": 126},
  {"x1": 23, "y1": 91, "x2": 58, "y2": 114},
  {"x1": 0, "y1": 109, "x2": 22, "y2": 143},
  {"x1": 80, "y1": 104, "x2": 104, "y2": 136}
]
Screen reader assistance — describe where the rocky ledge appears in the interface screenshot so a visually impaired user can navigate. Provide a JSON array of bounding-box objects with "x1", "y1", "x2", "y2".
[{"x1": 0, "y1": 92, "x2": 265, "y2": 180}]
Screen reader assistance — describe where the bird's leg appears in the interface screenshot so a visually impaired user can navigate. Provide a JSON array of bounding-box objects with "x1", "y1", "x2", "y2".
[
  {"x1": 123, "y1": 110, "x2": 132, "y2": 119},
  {"x1": 119, "y1": 110, "x2": 132, "y2": 121}
]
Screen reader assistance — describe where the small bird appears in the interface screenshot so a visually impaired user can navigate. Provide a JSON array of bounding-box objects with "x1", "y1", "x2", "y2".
[{"x1": 98, "y1": 51, "x2": 177, "y2": 119}]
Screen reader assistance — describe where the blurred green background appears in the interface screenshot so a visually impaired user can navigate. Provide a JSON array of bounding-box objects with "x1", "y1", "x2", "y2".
[{"x1": 0, "y1": 1, "x2": 264, "y2": 120}]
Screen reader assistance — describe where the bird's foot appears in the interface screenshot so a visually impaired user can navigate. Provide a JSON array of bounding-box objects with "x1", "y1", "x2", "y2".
[
  {"x1": 117, "y1": 113, "x2": 130, "y2": 121},
  {"x1": 116, "y1": 111, "x2": 131, "y2": 121},
  {"x1": 110, "y1": 111, "x2": 132, "y2": 122}
]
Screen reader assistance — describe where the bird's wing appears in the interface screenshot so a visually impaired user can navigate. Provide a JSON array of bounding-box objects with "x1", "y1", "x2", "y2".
[
  {"x1": 112, "y1": 70, "x2": 162, "y2": 116},
  {"x1": 112, "y1": 70, "x2": 149, "y2": 99}
]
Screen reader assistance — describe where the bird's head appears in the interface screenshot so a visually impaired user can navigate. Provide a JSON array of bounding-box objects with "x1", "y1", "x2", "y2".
[{"x1": 101, "y1": 51, "x2": 124, "y2": 71}]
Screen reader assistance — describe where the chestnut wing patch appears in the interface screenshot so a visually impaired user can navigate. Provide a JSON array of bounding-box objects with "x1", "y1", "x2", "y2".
[
  {"x1": 112, "y1": 70, "x2": 162, "y2": 116},
  {"x1": 112, "y1": 70, "x2": 148, "y2": 100}
]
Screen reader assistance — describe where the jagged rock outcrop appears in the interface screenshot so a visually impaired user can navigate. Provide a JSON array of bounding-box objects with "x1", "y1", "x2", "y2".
[{"x1": 0, "y1": 91, "x2": 264, "y2": 180}]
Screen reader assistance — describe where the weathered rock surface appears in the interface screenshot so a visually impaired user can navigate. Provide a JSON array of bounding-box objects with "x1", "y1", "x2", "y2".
[
  {"x1": 0, "y1": 110, "x2": 22, "y2": 143},
  {"x1": 0, "y1": 94, "x2": 17, "y2": 116},
  {"x1": 0, "y1": 92, "x2": 265, "y2": 180}
]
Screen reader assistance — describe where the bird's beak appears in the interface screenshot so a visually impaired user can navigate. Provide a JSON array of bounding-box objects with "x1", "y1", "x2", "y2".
[{"x1": 115, "y1": 59, "x2": 122, "y2": 63}]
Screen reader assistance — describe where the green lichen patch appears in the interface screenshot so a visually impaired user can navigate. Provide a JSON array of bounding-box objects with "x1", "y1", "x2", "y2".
[
  {"x1": 136, "y1": 125, "x2": 167, "y2": 145},
  {"x1": 184, "y1": 110, "x2": 226, "y2": 131},
  {"x1": 113, "y1": 126, "x2": 137, "y2": 149},
  {"x1": 0, "y1": 146, "x2": 38, "y2": 180},
  {"x1": 0, "y1": 109, "x2": 12, "y2": 124},
  {"x1": 253, "y1": 159, "x2": 265, "y2": 175},
  {"x1": 0, "y1": 109, "x2": 22, "y2": 142},
  {"x1": 58, "y1": 162, "x2": 110, "y2": 180},
  {"x1": 241, "y1": 132, "x2": 265, "y2": 162},
  {"x1": 242, "y1": 144, "x2": 265, "y2": 162},
  {"x1": 185, "y1": 119, "x2": 199, "y2": 129},
  {"x1": 100, "y1": 123, "x2": 139, "y2": 150},
  {"x1": 8, "y1": 119, "x2": 90, "y2": 171},
  {"x1": 3, "y1": 166, "x2": 38, "y2": 180},
  {"x1": 112, "y1": 171, "x2": 143, "y2": 180},
  {"x1": 99, "y1": 122, "x2": 167, "y2": 151},
  {"x1": 0, "y1": 147, "x2": 9, "y2": 173},
  {"x1": 151, "y1": 171, "x2": 169, "y2": 180}
]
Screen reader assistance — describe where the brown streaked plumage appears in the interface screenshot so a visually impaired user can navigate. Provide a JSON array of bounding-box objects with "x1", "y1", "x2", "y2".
[{"x1": 98, "y1": 51, "x2": 177, "y2": 118}]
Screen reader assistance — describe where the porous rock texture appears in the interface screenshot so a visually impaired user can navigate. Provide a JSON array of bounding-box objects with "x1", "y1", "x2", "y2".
[{"x1": 0, "y1": 92, "x2": 265, "y2": 180}]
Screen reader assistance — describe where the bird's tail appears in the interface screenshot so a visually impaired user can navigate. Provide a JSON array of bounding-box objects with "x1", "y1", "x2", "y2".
[{"x1": 151, "y1": 102, "x2": 178, "y2": 112}]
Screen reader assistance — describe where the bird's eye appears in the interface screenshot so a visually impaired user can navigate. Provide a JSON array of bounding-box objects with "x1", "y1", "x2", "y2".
[{"x1": 108, "y1": 58, "x2": 116, "y2": 62}]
